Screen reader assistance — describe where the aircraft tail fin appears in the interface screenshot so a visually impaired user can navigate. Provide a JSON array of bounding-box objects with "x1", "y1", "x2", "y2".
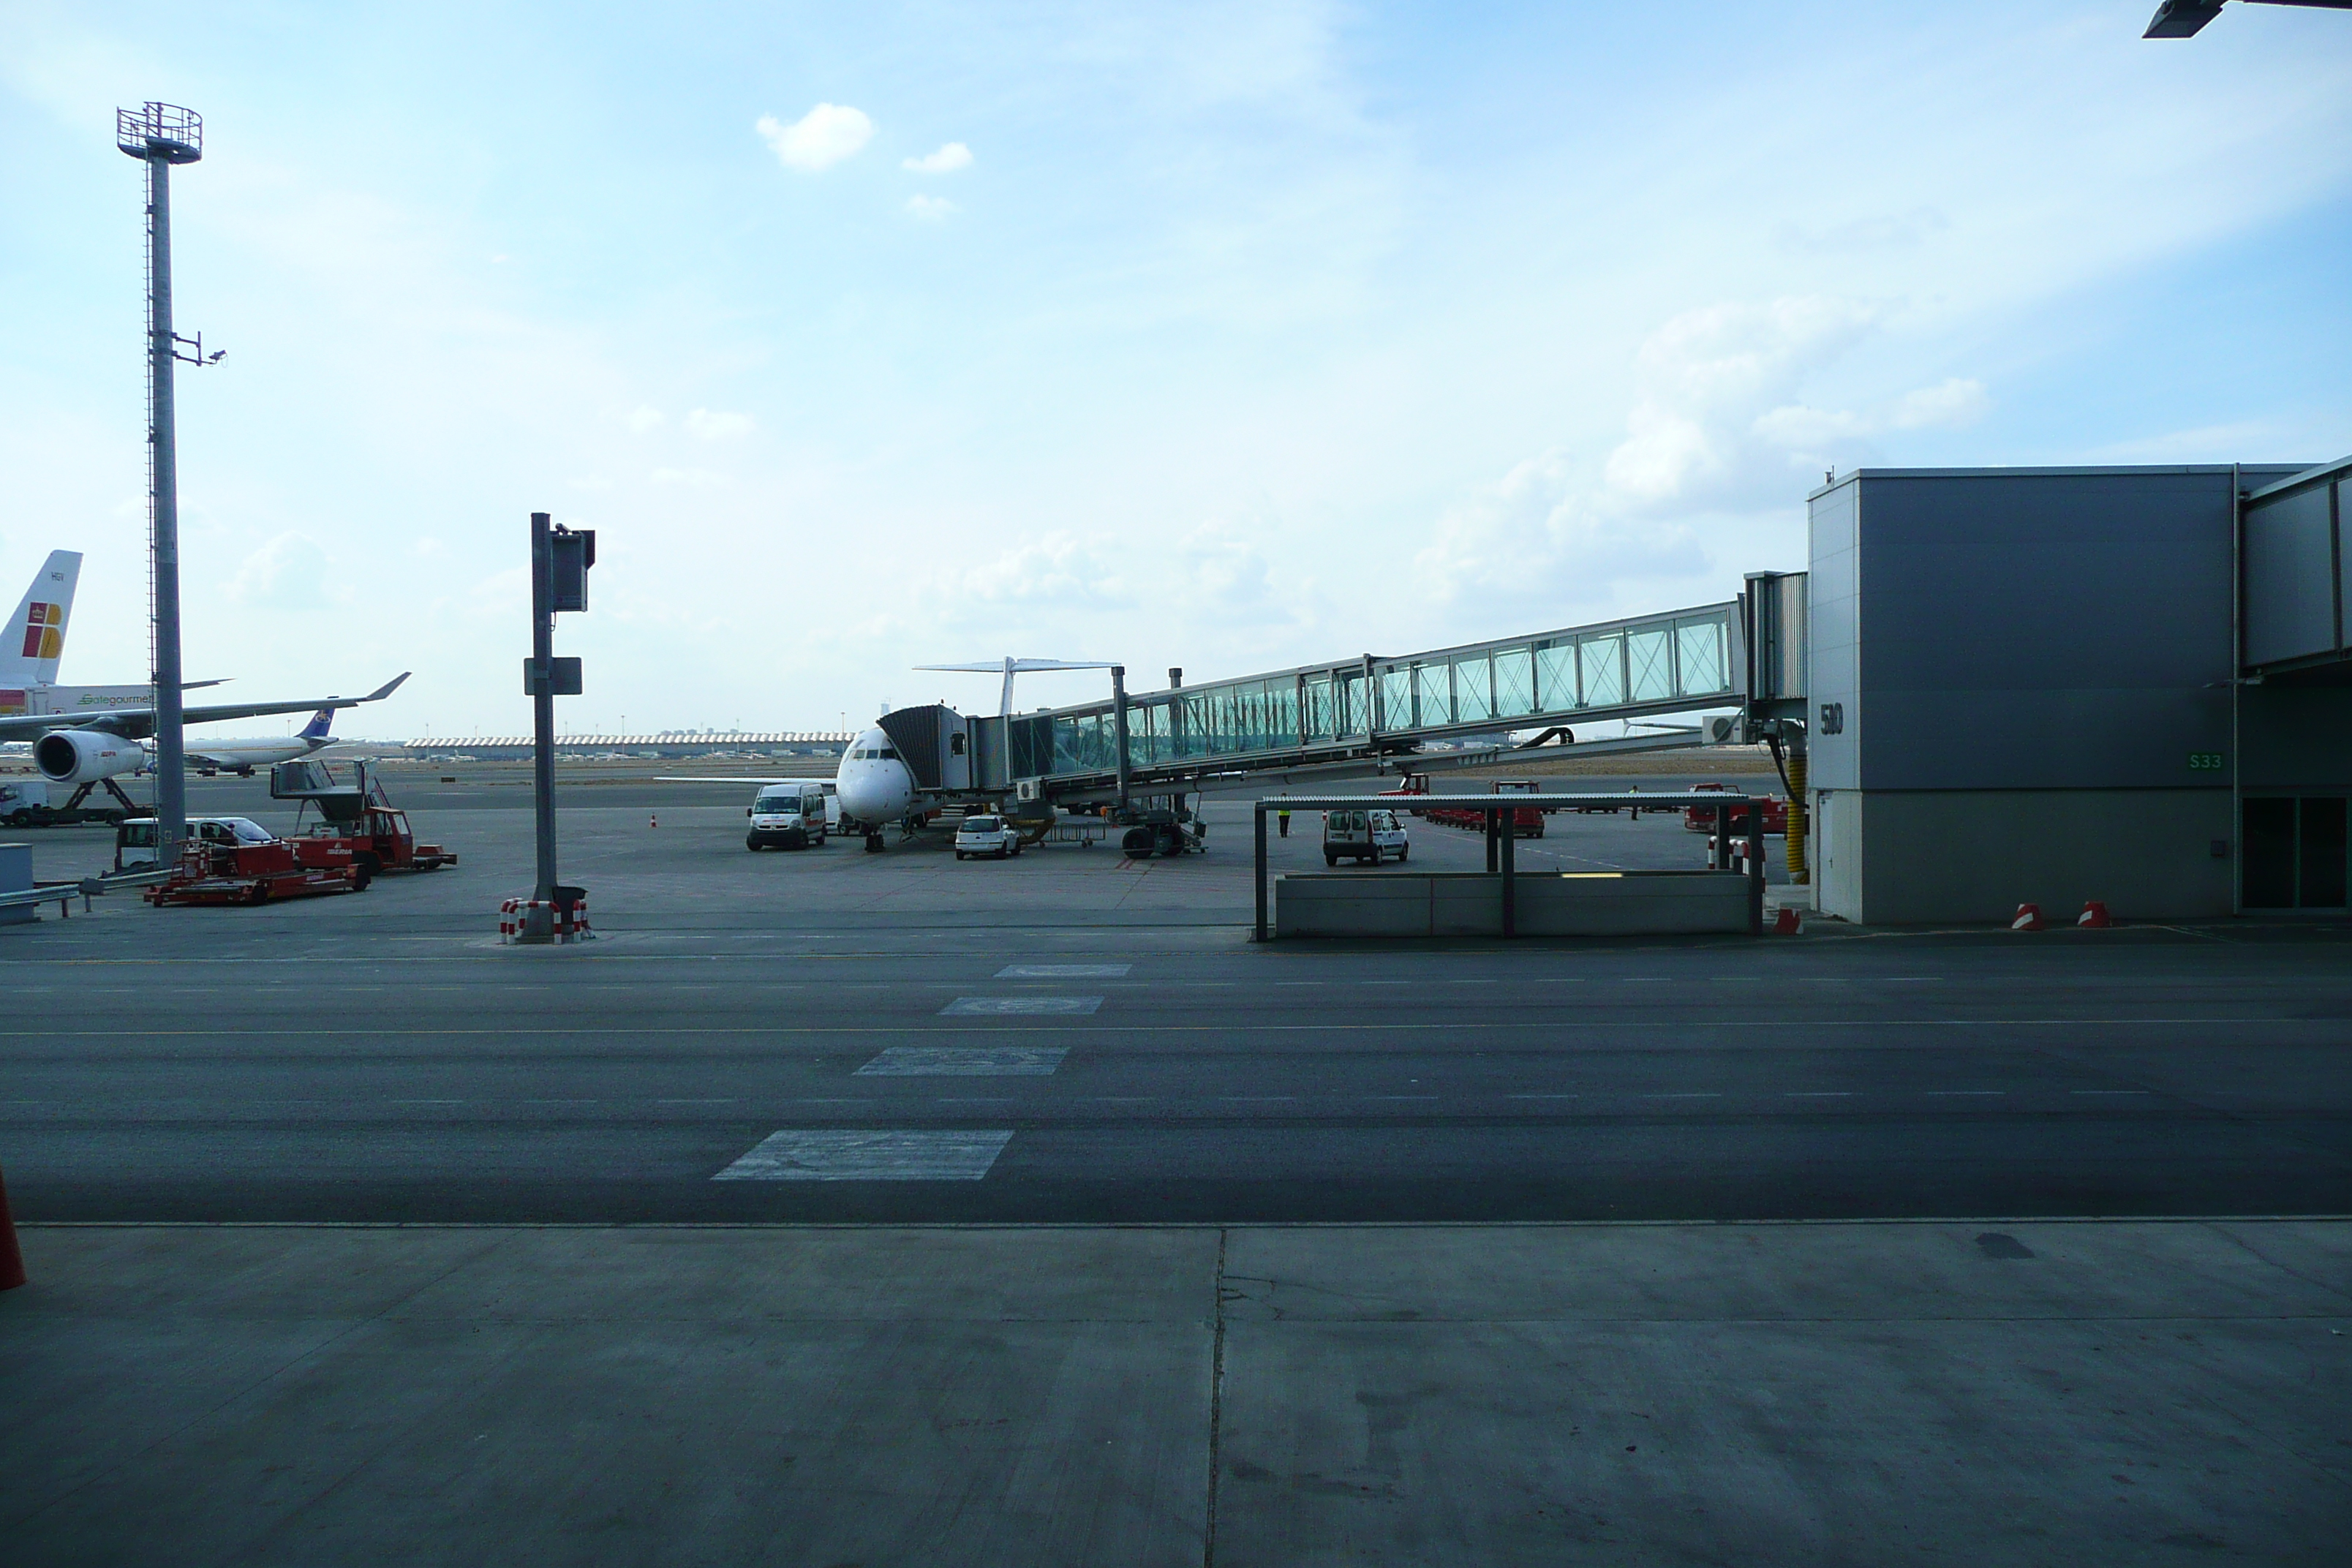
[
  {"x1": 0, "y1": 551, "x2": 83, "y2": 687},
  {"x1": 298, "y1": 709, "x2": 336, "y2": 742}
]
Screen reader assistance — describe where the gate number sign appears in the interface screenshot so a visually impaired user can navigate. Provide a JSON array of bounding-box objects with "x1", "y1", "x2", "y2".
[{"x1": 2187, "y1": 752, "x2": 2224, "y2": 771}]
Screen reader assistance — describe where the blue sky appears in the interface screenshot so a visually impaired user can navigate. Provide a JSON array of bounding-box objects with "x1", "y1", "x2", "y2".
[{"x1": 4, "y1": 1, "x2": 2350, "y2": 736}]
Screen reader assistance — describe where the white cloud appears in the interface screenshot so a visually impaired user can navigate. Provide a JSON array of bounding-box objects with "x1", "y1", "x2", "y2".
[
  {"x1": 756, "y1": 105, "x2": 875, "y2": 172},
  {"x1": 904, "y1": 195, "x2": 958, "y2": 222},
  {"x1": 1410, "y1": 298, "x2": 1995, "y2": 620},
  {"x1": 1891, "y1": 377, "x2": 1989, "y2": 431},
  {"x1": 685, "y1": 408, "x2": 755, "y2": 440},
  {"x1": 228, "y1": 532, "x2": 338, "y2": 611},
  {"x1": 902, "y1": 142, "x2": 973, "y2": 174},
  {"x1": 625, "y1": 406, "x2": 663, "y2": 434}
]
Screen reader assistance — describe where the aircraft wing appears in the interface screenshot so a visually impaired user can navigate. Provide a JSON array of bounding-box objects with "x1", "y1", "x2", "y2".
[{"x1": 0, "y1": 672, "x2": 410, "y2": 743}]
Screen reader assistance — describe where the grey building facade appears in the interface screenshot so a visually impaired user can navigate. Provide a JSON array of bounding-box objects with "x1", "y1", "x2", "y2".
[{"x1": 1805, "y1": 461, "x2": 2351, "y2": 924}]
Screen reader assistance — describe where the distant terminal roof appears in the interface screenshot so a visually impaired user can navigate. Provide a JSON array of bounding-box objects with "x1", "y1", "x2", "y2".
[{"x1": 398, "y1": 731, "x2": 853, "y2": 750}]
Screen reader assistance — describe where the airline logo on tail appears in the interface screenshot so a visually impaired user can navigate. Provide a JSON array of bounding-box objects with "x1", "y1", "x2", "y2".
[
  {"x1": 20, "y1": 602, "x2": 64, "y2": 660},
  {"x1": 299, "y1": 709, "x2": 335, "y2": 742},
  {"x1": 3, "y1": 551, "x2": 82, "y2": 686}
]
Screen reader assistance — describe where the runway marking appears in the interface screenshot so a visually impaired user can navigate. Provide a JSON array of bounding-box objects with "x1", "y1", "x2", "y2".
[
  {"x1": 713, "y1": 1128, "x2": 1014, "y2": 1181},
  {"x1": 941, "y1": 997, "x2": 1104, "y2": 1016},
  {"x1": 856, "y1": 1046, "x2": 1067, "y2": 1077},
  {"x1": 995, "y1": 964, "x2": 1131, "y2": 979}
]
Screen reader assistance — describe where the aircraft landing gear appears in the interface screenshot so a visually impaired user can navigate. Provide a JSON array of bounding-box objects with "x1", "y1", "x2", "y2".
[{"x1": 864, "y1": 832, "x2": 886, "y2": 853}]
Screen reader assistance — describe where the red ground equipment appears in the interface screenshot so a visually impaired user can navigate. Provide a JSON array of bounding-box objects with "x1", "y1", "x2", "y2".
[
  {"x1": 1681, "y1": 781, "x2": 1789, "y2": 837},
  {"x1": 146, "y1": 832, "x2": 361, "y2": 906},
  {"x1": 1384, "y1": 774, "x2": 1548, "y2": 838},
  {"x1": 273, "y1": 759, "x2": 459, "y2": 878}
]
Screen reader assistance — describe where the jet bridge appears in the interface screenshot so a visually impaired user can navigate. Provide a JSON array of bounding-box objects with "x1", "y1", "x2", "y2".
[{"x1": 878, "y1": 581, "x2": 1804, "y2": 807}]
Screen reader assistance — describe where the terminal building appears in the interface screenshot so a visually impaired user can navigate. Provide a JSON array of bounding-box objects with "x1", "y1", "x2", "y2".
[
  {"x1": 1802, "y1": 459, "x2": 2351, "y2": 923},
  {"x1": 872, "y1": 456, "x2": 2351, "y2": 926}
]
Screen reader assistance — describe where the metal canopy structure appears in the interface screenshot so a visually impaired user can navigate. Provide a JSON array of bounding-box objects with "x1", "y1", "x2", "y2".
[
  {"x1": 2240, "y1": 453, "x2": 2352, "y2": 683},
  {"x1": 1245, "y1": 791, "x2": 1766, "y2": 943}
]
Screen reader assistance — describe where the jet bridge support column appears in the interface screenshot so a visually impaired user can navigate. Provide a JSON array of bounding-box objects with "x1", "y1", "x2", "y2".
[
  {"x1": 1111, "y1": 665, "x2": 1131, "y2": 812},
  {"x1": 1500, "y1": 810, "x2": 1517, "y2": 938},
  {"x1": 1253, "y1": 804, "x2": 1269, "y2": 943}
]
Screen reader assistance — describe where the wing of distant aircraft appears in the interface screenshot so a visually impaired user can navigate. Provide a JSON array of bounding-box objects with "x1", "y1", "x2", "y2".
[
  {"x1": 2146, "y1": 0, "x2": 2352, "y2": 37},
  {"x1": 0, "y1": 672, "x2": 410, "y2": 744}
]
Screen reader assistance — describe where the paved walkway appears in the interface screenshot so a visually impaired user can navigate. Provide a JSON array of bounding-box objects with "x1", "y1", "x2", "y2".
[{"x1": 4, "y1": 1219, "x2": 2345, "y2": 1564}]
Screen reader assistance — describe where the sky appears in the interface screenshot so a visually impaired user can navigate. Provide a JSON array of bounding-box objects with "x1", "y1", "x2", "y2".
[{"x1": 3, "y1": 1, "x2": 2351, "y2": 739}]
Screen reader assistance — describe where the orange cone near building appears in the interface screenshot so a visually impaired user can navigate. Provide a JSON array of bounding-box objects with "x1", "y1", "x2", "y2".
[
  {"x1": 2078, "y1": 901, "x2": 2114, "y2": 928},
  {"x1": 2010, "y1": 904, "x2": 2046, "y2": 932}
]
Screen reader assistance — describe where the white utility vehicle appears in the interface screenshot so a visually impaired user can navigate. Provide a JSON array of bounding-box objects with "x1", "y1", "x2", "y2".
[
  {"x1": 954, "y1": 814, "x2": 1023, "y2": 860},
  {"x1": 745, "y1": 783, "x2": 830, "y2": 851},
  {"x1": 114, "y1": 815, "x2": 279, "y2": 873},
  {"x1": 1323, "y1": 807, "x2": 1410, "y2": 867}
]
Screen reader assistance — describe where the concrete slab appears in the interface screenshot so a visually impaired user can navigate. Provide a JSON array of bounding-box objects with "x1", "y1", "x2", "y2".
[{"x1": 2, "y1": 1222, "x2": 2344, "y2": 1566}]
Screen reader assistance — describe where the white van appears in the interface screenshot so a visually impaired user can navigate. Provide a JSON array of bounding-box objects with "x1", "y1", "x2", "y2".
[
  {"x1": 1324, "y1": 807, "x2": 1410, "y2": 867},
  {"x1": 746, "y1": 783, "x2": 830, "y2": 851}
]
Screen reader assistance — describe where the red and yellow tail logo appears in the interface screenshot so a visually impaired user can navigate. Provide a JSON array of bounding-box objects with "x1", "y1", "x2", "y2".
[{"x1": 20, "y1": 602, "x2": 64, "y2": 660}]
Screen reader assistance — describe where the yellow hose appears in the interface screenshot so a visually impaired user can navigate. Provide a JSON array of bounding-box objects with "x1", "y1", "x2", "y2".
[{"x1": 1785, "y1": 747, "x2": 1810, "y2": 885}]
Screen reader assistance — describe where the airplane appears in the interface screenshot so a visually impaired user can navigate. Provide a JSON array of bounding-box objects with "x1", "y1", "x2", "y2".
[
  {"x1": 185, "y1": 709, "x2": 342, "y2": 777},
  {"x1": 0, "y1": 549, "x2": 227, "y2": 720},
  {"x1": 0, "y1": 551, "x2": 412, "y2": 811}
]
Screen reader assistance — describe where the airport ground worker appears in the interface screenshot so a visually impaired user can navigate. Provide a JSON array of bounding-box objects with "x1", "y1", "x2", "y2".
[{"x1": 1277, "y1": 808, "x2": 1292, "y2": 837}]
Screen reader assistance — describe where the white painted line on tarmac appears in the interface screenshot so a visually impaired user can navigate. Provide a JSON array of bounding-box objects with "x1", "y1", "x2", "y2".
[
  {"x1": 1784, "y1": 1092, "x2": 1854, "y2": 1098},
  {"x1": 941, "y1": 997, "x2": 1104, "y2": 1016},
  {"x1": 2071, "y1": 1089, "x2": 2152, "y2": 1096},
  {"x1": 1928, "y1": 1090, "x2": 2005, "y2": 1097},
  {"x1": 857, "y1": 1046, "x2": 1067, "y2": 1077},
  {"x1": 1644, "y1": 1092, "x2": 1722, "y2": 1098},
  {"x1": 1509, "y1": 1093, "x2": 1580, "y2": 1100},
  {"x1": 712, "y1": 1128, "x2": 1014, "y2": 1181},
  {"x1": 656, "y1": 1098, "x2": 738, "y2": 1104},
  {"x1": 995, "y1": 964, "x2": 1131, "y2": 979}
]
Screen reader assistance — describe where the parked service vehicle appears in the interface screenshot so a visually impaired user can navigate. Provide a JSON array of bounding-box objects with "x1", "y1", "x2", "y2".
[
  {"x1": 747, "y1": 784, "x2": 829, "y2": 851},
  {"x1": 115, "y1": 815, "x2": 279, "y2": 873},
  {"x1": 1324, "y1": 807, "x2": 1410, "y2": 866},
  {"x1": 954, "y1": 814, "x2": 1023, "y2": 860}
]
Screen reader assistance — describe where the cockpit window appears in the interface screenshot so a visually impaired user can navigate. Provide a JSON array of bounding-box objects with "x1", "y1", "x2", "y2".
[{"x1": 878, "y1": 747, "x2": 899, "y2": 760}]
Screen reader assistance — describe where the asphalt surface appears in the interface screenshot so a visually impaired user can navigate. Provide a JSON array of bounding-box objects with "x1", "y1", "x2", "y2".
[{"x1": 3, "y1": 763, "x2": 2348, "y2": 1224}]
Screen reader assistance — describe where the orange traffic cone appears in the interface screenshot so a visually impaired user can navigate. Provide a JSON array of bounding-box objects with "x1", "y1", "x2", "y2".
[
  {"x1": 0, "y1": 1163, "x2": 26, "y2": 1291},
  {"x1": 2078, "y1": 901, "x2": 2113, "y2": 929},
  {"x1": 1773, "y1": 906, "x2": 1801, "y2": 935},
  {"x1": 2010, "y1": 904, "x2": 2045, "y2": 932}
]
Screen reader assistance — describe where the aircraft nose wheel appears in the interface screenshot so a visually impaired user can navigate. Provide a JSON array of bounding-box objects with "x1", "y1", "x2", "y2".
[{"x1": 864, "y1": 832, "x2": 886, "y2": 853}]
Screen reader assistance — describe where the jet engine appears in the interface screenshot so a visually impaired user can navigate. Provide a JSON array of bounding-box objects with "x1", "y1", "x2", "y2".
[{"x1": 35, "y1": 728, "x2": 148, "y2": 784}]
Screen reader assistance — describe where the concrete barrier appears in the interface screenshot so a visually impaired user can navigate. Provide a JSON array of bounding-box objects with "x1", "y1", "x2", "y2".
[
  {"x1": 0, "y1": 843, "x2": 33, "y2": 927},
  {"x1": 1275, "y1": 870, "x2": 1753, "y2": 938}
]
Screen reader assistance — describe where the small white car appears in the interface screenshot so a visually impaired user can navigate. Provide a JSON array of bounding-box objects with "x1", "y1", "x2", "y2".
[
  {"x1": 1324, "y1": 807, "x2": 1410, "y2": 867},
  {"x1": 954, "y1": 815, "x2": 1023, "y2": 860}
]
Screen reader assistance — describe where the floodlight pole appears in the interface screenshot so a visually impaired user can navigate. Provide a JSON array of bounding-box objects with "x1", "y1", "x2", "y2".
[{"x1": 118, "y1": 105, "x2": 205, "y2": 861}]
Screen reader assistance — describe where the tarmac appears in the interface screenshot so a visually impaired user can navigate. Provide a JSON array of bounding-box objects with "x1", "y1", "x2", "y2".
[{"x1": 2, "y1": 759, "x2": 2348, "y2": 1562}]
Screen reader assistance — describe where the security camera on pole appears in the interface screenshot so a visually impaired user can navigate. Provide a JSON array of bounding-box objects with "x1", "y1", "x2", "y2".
[{"x1": 516, "y1": 511, "x2": 594, "y2": 943}]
